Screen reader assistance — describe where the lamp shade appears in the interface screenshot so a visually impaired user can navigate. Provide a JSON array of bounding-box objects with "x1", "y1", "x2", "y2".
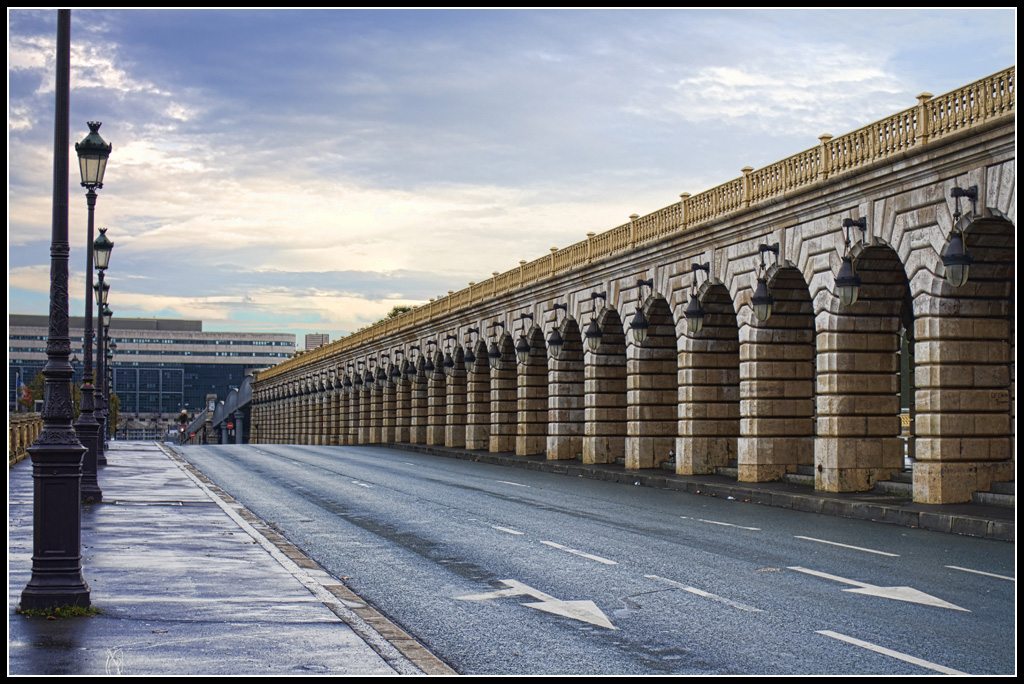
[
  {"x1": 94, "y1": 228, "x2": 114, "y2": 270},
  {"x1": 488, "y1": 342, "x2": 502, "y2": 370},
  {"x1": 751, "y1": 277, "x2": 774, "y2": 322},
  {"x1": 684, "y1": 295, "x2": 705, "y2": 334},
  {"x1": 941, "y1": 231, "x2": 972, "y2": 288},
  {"x1": 93, "y1": 279, "x2": 109, "y2": 305},
  {"x1": 547, "y1": 326, "x2": 564, "y2": 359},
  {"x1": 630, "y1": 307, "x2": 650, "y2": 345},
  {"x1": 835, "y1": 255, "x2": 861, "y2": 306},
  {"x1": 75, "y1": 121, "x2": 112, "y2": 189},
  {"x1": 515, "y1": 335, "x2": 531, "y2": 365},
  {"x1": 584, "y1": 318, "x2": 602, "y2": 352}
]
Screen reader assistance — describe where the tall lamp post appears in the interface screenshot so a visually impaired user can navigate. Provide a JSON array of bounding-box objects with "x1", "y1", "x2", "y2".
[
  {"x1": 73, "y1": 122, "x2": 111, "y2": 502},
  {"x1": 93, "y1": 228, "x2": 113, "y2": 464},
  {"x1": 21, "y1": 9, "x2": 91, "y2": 610}
]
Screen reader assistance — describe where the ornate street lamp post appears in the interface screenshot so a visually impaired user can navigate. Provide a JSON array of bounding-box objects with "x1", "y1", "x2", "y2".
[
  {"x1": 21, "y1": 9, "x2": 91, "y2": 610},
  {"x1": 73, "y1": 122, "x2": 111, "y2": 499},
  {"x1": 93, "y1": 228, "x2": 113, "y2": 463}
]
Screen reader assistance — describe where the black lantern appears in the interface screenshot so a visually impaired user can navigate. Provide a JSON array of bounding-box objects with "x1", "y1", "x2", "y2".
[
  {"x1": 835, "y1": 218, "x2": 867, "y2": 307},
  {"x1": 515, "y1": 335, "x2": 531, "y2": 366},
  {"x1": 547, "y1": 303, "x2": 567, "y2": 359},
  {"x1": 94, "y1": 227, "x2": 113, "y2": 270},
  {"x1": 630, "y1": 278, "x2": 653, "y2": 345},
  {"x1": 751, "y1": 243, "x2": 779, "y2": 323},
  {"x1": 685, "y1": 263, "x2": 710, "y2": 335},
  {"x1": 75, "y1": 121, "x2": 111, "y2": 189},
  {"x1": 942, "y1": 186, "x2": 977, "y2": 288}
]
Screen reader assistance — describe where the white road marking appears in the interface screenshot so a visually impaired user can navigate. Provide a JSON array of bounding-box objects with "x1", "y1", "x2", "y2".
[
  {"x1": 457, "y1": 579, "x2": 617, "y2": 629},
  {"x1": 945, "y1": 565, "x2": 1015, "y2": 581},
  {"x1": 816, "y1": 630, "x2": 967, "y2": 675},
  {"x1": 497, "y1": 480, "x2": 529, "y2": 487},
  {"x1": 351, "y1": 480, "x2": 372, "y2": 488},
  {"x1": 680, "y1": 516, "x2": 760, "y2": 531},
  {"x1": 645, "y1": 575, "x2": 763, "y2": 613},
  {"x1": 789, "y1": 566, "x2": 969, "y2": 611},
  {"x1": 492, "y1": 525, "x2": 524, "y2": 535},
  {"x1": 540, "y1": 540, "x2": 617, "y2": 565},
  {"x1": 794, "y1": 535, "x2": 899, "y2": 557}
]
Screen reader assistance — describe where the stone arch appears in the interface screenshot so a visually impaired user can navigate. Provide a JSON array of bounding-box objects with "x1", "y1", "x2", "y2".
[
  {"x1": 517, "y1": 325, "x2": 548, "y2": 456},
  {"x1": 489, "y1": 332, "x2": 517, "y2": 452},
  {"x1": 738, "y1": 265, "x2": 816, "y2": 481},
  {"x1": 626, "y1": 295, "x2": 677, "y2": 469},
  {"x1": 912, "y1": 216, "x2": 1015, "y2": 502},
  {"x1": 816, "y1": 241, "x2": 909, "y2": 491},
  {"x1": 677, "y1": 282, "x2": 741, "y2": 474},
  {"x1": 547, "y1": 316, "x2": 584, "y2": 460},
  {"x1": 584, "y1": 307, "x2": 627, "y2": 464},
  {"x1": 465, "y1": 338, "x2": 492, "y2": 450}
]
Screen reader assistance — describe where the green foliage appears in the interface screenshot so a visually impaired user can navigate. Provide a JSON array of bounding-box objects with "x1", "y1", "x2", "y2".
[
  {"x1": 17, "y1": 604, "x2": 100, "y2": 618},
  {"x1": 18, "y1": 371, "x2": 80, "y2": 418},
  {"x1": 386, "y1": 305, "x2": 413, "y2": 319},
  {"x1": 108, "y1": 392, "x2": 120, "y2": 438}
]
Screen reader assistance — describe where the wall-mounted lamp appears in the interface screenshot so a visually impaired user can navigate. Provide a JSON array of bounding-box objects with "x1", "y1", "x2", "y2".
[
  {"x1": 488, "y1": 322, "x2": 505, "y2": 370},
  {"x1": 442, "y1": 335, "x2": 457, "y2": 377},
  {"x1": 684, "y1": 263, "x2": 710, "y2": 334},
  {"x1": 942, "y1": 185, "x2": 976, "y2": 288},
  {"x1": 584, "y1": 291, "x2": 607, "y2": 352},
  {"x1": 405, "y1": 346, "x2": 420, "y2": 381},
  {"x1": 751, "y1": 243, "x2": 779, "y2": 323},
  {"x1": 463, "y1": 328, "x2": 479, "y2": 370},
  {"x1": 423, "y1": 341, "x2": 437, "y2": 374},
  {"x1": 835, "y1": 218, "x2": 867, "y2": 306},
  {"x1": 630, "y1": 278, "x2": 654, "y2": 344},
  {"x1": 546, "y1": 303, "x2": 568, "y2": 359},
  {"x1": 515, "y1": 314, "x2": 534, "y2": 365}
]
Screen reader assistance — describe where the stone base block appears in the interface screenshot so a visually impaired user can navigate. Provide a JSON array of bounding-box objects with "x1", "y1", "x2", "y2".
[
  {"x1": 676, "y1": 436, "x2": 734, "y2": 475},
  {"x1": 583, "y1": 436, "x2": 623, "y2": 464},
  {"x1": 626, "y1": 436, "x2": 673, "y2": 469},
  {"x1": 547, "y1": 435, "x2": 582, "y2": 460},
  {"x1": 913, "y1": 460, "x2": 1015, "y2": 504},
  {"x1": 444, "y1": 426, "x2": 466, "y2": 448},
  {"x1": 516, "y1": 435, "x2": 545, "y2": 456},
  {"x1": 738, "y1": 463, "x2": 786, "y2": 482}
]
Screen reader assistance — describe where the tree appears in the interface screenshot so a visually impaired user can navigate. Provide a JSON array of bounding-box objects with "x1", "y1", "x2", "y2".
[
  {"x1": 19, "y1": 371, "x2": 80, "y2": 418},
  {"x1": 386, "y1": 305, "x2": 413, "y2": 319},
  {"x1": 107, "y1": 393, "x2": 120, "y2": 439}
]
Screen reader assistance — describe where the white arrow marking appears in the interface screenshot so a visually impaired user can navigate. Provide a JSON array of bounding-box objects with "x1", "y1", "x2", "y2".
[
  {"x1": 456, "y1": 579, "x2": 617, "y2": 629},
  {"x1": 351, "y1": 480, "x2": 371, "y2": 488},
  {"x1": 789, "y1": 567, "x2": 969, "y2": 611},
  {"x1": 816, "y1": 630, "x2": 967, "y2": 675}
]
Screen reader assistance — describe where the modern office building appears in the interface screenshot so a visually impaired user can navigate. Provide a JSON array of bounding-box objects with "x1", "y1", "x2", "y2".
[
  {"x1": 304, "y1": 332, "x2": 331, "y2": 350},
  {"x1": 8, "y1": 314, "x2": 295, "y2": 418}
]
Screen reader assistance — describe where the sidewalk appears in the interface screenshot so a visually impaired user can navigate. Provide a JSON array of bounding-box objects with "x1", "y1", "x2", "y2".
[{"x1": 8, "y1": 441, "x2": 454, "y2": 676}]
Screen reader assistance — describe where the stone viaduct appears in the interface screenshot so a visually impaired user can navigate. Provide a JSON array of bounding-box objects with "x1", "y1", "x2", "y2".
[{"x1": 249, "y1": 67, "x2": 1015, "y2": 505}]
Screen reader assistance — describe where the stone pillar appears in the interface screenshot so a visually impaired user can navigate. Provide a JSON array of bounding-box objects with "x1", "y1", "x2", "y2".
[
  {"x1": 395, "y1": 376, "x2": 411, "y2": 443},
  {"x1": 583, "y1": 311, "x2": 626, "y2": 464},
  {"x1": 814, "y1": 313, "x2": 903, "y2": 492},
  {"x1": 410, "y1": 365, "x2": 428, "y2": 444},
  {"x1": 426, "y1": 353, "x2": 446, "y2": 445},
  {"x1": 369, "y1": 377, "x2": 383, "y2": 444},
  {"x1": 234, "y1": 409, "x2": 245, "y2": 445},
  {"x1": 626, "y1": 300, "x2": 676, "y2": 469},
  {"x1": 465, "y1": 344, "x2": 491, "y2": 450},
  {"x1": 445, "y1": 358, "x2": 467, "y2": 448},
  {"x1": 912, "y1": 295, "x2": 1013, "y2": 502},
  {"x1": 489, "y1": 336, "x2": 517, "y2": 452},
  {"x1": 547, "y1": 321, "x2": 584, "y2": 460},
  {"x1": 516, "y1": 329, "x2": 548, "y2": 456},
  {"x1": 738, "y1": 323, "x2": 814, "y2": 481},
  {"x1": 381, "y1": 380, "x2": 396, "y2": 442},
  {"x1": 678, "y1": 288, "x2": 740, "y2": 475}
]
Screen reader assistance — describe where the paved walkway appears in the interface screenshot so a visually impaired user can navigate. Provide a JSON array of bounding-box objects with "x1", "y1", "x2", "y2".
[{"x1": 8, "y1": 441, "x2": 453, "y2": 676}]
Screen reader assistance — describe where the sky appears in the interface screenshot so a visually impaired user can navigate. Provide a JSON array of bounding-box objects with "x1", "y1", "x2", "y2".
[{"x1": 8, "y1": 9, "x2": 1016, "y2": 347}]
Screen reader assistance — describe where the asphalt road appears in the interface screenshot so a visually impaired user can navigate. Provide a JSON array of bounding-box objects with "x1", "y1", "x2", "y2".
[{"x1": 177, "y1": 443, "x2": 1016, "y2": 675}]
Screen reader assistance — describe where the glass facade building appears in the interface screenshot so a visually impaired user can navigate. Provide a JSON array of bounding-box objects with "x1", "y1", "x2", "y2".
[{"x1": 9, "y1": 314, "x2": 295, "y2": 417}]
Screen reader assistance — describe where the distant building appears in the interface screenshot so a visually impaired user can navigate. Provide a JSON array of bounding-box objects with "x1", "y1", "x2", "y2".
[
  {"x1": 8, "y1": 314, "x2": 295, "y2": 417},
  {"x1": 304, "y1": 332, "x2": 330, "y2": 350}
]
